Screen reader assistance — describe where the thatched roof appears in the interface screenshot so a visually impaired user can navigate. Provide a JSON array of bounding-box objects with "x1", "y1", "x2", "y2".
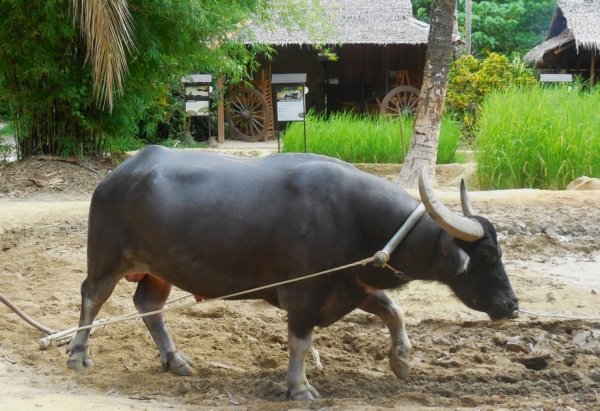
[
  {"x1": 524, "y1": 29, "x2": 575, "y2": 63},
  {"x1": 524, "y1": 0, "x2": 600, "y2": 63},
  {"x1": 248, "y1": 0, "x2": 429, "y2": 46}
]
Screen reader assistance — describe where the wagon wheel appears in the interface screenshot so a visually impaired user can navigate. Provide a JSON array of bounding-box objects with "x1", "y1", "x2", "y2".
[
  {"x1": 379, "y1": 86, "x2": 421, "y2": 117},
  {"x1": 227, "y1": 86, "x2": 271, "y2": 142}
]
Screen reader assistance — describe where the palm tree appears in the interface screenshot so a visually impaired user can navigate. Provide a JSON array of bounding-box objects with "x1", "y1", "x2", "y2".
[{"x1": 72, "y1": 0, "x2": 135, "y2": 111}]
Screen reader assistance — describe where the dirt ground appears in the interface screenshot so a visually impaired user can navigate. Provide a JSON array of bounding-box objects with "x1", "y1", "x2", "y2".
[{"x1": 1, "y1": 152, "x2": 600, "y2": 411}]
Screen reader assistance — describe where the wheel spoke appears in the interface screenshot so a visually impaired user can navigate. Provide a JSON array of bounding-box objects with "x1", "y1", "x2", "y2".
[
  {"x1": 230, "y1": 98, "x2": 246, "y2": 112},
  {"x1": 379, "y1": 86, "x2": 420, "y2": 118},
  {"x1": 250, "y1": 117, "x2": 264, "y2": 130},
  {"x1": 407, "y1": 98, "x2": 419, "y2": 113},
  {"x1": 248, "y1": 98, "x2": 261, "y2": 112}
]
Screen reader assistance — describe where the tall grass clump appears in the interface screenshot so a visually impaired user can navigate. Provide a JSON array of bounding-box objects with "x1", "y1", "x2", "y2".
[
  {"x1": 475, "y1": 85, "x2": 600, "y2": 190},
  {"x1": 282, "y1": 111, "x2": 463, "y2": 164}
]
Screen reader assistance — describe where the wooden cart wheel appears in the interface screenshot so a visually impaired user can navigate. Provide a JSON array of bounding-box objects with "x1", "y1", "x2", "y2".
[
  {"x1": 379, "y1": 86, "x2": 421, "y2": 117},
  {"x1": 227, "y1": 86, "x2": 271, "y2": 142}
]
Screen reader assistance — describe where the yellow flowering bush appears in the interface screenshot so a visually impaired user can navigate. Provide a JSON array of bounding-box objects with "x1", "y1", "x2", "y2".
[{"x1": 446, "y1": 53, "x2": 537, "y2": 133}]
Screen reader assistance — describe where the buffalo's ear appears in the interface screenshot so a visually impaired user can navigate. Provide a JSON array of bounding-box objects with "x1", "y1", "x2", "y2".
[{"x1": 441, "y1": 234, "x2": 470, "y2": 276}]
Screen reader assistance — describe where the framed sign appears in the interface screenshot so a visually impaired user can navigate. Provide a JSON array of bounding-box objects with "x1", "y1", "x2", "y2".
[
  {"x1": 275, "y1": 84, "x2": 307, "y2": 122},
  {"x1": 181, "y1": 74, "x2": 212, "y2": 116},
  {"x1": 184, "y1": 84, "x2": 211, "y2": 115},
  {"x1": 272, "y1": 73, "x2": 308, "y2": 152}
]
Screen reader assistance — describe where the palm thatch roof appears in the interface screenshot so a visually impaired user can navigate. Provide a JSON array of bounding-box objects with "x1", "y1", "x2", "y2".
[
  {"x1": 524, "y1": 0, "x2": 600, "y2": 63},
  {"x1": 249, "y1": 0, "x2": 429, "y2": 46}
]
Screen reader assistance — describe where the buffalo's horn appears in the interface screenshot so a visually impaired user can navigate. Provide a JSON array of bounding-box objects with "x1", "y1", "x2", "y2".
[
  {"x1": 460, "y1": 179, "x2": 475, "y2": 216},
  {"x1": 419, "y1": 167, "x2": 484, "y2": 242}
]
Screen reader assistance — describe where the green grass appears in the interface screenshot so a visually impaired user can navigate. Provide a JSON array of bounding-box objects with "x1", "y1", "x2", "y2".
[
  {"x1": 475, "y1": 85, "x2": 600, "y2": 190},
  {"x1": 281, "y1": 111, "x2": 464, "y2": 164}
]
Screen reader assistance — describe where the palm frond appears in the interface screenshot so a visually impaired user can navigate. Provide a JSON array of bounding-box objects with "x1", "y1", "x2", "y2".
[{"x1": 73, "y1": 0, "x2": 135, "y2": 111}]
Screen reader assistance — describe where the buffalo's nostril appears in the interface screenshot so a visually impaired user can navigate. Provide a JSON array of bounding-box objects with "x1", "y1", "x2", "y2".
[{"x1": 507, "y1": 300, "x2": 519, "y2": 318}]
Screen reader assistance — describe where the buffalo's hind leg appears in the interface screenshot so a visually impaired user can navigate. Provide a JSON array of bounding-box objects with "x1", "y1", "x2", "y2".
[
  {"x1": 359, "y1": 290, "x2": 412, "y2": 380},
  {"x1": 133, "y1": 274, "x2": 194, "y2": 375},
  {"x1": 67, "y1": 276, "x2": 119, "y2": 372}
]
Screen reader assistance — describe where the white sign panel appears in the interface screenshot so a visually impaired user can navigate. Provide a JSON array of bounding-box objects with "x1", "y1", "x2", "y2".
[
  {"x1": 184, "y1": 85, "x2": 212, "y2": 116},
  {"x1": 185, "y1": 101, "x2": 210, "y2": 116},
  {"x1": 275, "y1": 84, "x2": 307, "y2": 122}
]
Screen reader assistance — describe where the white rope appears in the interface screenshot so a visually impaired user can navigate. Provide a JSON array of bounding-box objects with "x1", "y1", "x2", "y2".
[
  {"x1": 40, "y1": 256, "x2": 378, "y2": 348},
  {"x1": 517, "y1": 309, "x2": 600, "y2": 321},
  {"x1": 39, "y1": 201, "x2": 426, "y2": 348}
]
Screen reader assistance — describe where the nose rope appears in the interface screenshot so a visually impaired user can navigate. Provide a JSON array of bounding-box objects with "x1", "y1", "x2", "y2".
[{"x1": 516, "y1": 309, "x2": 600, "y2": 321}]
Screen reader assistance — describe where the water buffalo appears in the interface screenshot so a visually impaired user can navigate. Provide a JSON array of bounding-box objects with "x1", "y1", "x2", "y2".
[{"x1": 67, "y1": 145, "x2": 518, "y2": 400}]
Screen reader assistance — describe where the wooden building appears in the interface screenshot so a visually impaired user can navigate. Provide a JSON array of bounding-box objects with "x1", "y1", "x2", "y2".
[
  {"x1": 249, "y1": 0, "x2": 429, "y2": 115},
  {"x1": 524, "y1": 0, "x2": 600, "y2": 87}
]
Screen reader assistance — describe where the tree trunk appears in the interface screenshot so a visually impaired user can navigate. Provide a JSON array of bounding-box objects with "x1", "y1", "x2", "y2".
[
  {"x1": 466, "y1": 0, "x2": 472, "y2": 55},
  {"x1": 452, "y1": 5, "x2": 462, "y2": 61},
  {"x1": 397, "y1": 0, "x2": 457, "y2": 189}
]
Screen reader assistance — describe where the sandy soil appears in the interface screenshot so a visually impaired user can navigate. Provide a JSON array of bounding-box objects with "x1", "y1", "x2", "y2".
[{"x1": 1, "y1": 154, "x2": 600, "y2": 410}]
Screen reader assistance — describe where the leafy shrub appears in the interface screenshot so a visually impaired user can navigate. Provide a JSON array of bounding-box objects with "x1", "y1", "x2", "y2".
[
  {"x1": 446, "y1": 53, "x2": 536, "y2": 131},
  {"x1": 282, "y1": 111, "x2": 464, "y2": 165},
  {"x1": 475, "y1": 85, "x2": 600, "y2": 190}
]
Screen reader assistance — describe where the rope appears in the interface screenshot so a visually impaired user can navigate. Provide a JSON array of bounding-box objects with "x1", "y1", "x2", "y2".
[
  {"x1": 40, "y1": 256, "x2": 379, "y2": 347},
  {"x1": 517, "y1": 309, "x2": 600, "y2": 321},
  {"x1": 38, "y1": 199, "x2": 426, "y2": 347},
  {"x1": 0, "y1": 292, "x2": 57, "y2": 335},
  {"x1": 35, "y1": 252, "x2": 600, "y2": 348}
]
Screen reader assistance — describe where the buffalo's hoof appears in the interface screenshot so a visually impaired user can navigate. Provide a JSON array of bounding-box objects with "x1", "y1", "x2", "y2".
[
  {"x1": 67, "y1": 351, "x2": 94, "y2": 372},
  {"x1": 287, "y1": 383, "x2": 320, "y2": 401},
  {"x1": 164, "y1": 352, "x2": 195, "y2": 376},
  {"x1": 389, "y1": 346, "x2": 411, "y2": 380}
]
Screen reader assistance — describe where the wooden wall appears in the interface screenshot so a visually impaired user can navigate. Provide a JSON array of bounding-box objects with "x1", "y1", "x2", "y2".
[
  {"x1": 536, "y1": 45, "x2": 599, "y2": 84},
  {"x1": 255, "y1": 43, "x2": 427, "y2": 115}
]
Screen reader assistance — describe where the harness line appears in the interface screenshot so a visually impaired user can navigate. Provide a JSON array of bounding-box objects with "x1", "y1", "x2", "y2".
[
  {"x1": 33, "y1": 193, "x2": 600, "y2": 348},
  {"x1": 40, "y1": 255, "x2": 408, "y2": 348},
  {"x1": 40, "y1": 203, "x2": 429, "y2": 348}
]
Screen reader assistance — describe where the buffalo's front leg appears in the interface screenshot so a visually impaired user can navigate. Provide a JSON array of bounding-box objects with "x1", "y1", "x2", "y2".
[
  {"x1": 133, "y1": 274, "x2": 194, "y2": 375},
  {"x1": 286, "y1": 329, "x2": 320, "y2": 400},
  {"x1": 359, "y1": 290, "x2": 412, "y2": 380}
]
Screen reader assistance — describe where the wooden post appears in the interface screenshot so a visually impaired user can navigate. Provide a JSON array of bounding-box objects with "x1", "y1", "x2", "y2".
[
  {"x1": 591, "y1": 48, "x2": 596, "y2": 89},
  {"x1": 217, "y1": 76, "x2": 225, "y2": 143}
]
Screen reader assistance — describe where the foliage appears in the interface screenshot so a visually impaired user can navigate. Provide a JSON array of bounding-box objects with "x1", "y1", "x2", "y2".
[
  {"x1": 282, "y1": 111, "x2": 464, "y2": 165},
  {"x1": 464, "y1": 0, "x2": 555, "y2": 57},
  {"x1": 446, "y1": 53, "x2": 537, "y2": 130},
  {"x1": 412, "y1": 0, "x2": 434, "y2": 22},
  {"x1": 412, "y1": 0, "x2": 556, "y2": 57},
  {"x1": 0, "y1": 0, "x2": 326, "y2": 159},
  {"x1": 475, "y1": 85, "x2": 600, "y2": 190},
  {"x1": 0, "y1": 78, "x2": 10, "y2": 120},
  {"x1": 0, "y1": 123, "x2": 16, "y2": 162}
]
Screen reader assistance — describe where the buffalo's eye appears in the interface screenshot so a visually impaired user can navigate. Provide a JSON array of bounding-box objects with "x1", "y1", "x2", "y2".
[{"x1": 481, "y1": 248, "x2": 497, "y2": 264}]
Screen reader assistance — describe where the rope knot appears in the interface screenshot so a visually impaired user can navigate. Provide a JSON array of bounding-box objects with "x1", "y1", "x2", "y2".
[{"x1": 372, "y1": 251, "x2": 389, "y2": 267}]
